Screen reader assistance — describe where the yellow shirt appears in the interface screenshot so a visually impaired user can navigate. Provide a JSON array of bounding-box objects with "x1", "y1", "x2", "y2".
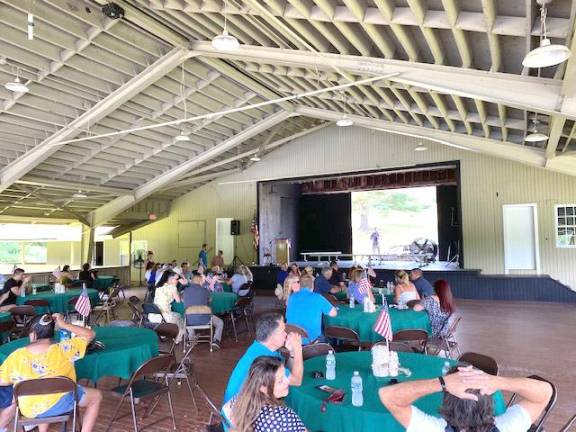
[{"x1": 0, "y1": 337, "x2": 88, "y2": 418}]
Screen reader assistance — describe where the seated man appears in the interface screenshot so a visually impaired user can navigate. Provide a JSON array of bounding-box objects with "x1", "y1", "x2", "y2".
[
  {"x1": 328, "y1": 261, "x2": 346, "y2": 292},
  {"x1": 288, "y1": 274, "x2": 337, "y2": 344},
  {"x1": 0, "y1": 313, "x2": 102, "y2": 432},
  {"x1": 223, "y1": 312, "x2": 303, "y2": 404},
  {"x1": 183, "y1": 275, "x2": 224, "y2": 351},
  {"x1": 0, "y1": 268, "x2": 30, "y2": 312},
  {"x1": 314, "y1": 267, "x2": 338, "y2": 295},
  {"x1": 410, "y1": 268, "x2": 434, "y2": 298},
  {"x1": 379, "y1": 365, "x2": 552, "y2": 432}
]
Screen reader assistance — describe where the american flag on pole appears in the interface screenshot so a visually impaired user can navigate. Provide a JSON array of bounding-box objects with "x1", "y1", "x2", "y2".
[
  {"x1": 74, "y1": 286, "x2": 92, "y2": 317},
  {"x1": 358, "y1": 277, "x2": 372, "y2": 295},
  {"x1": 373, "y1": 297, "x2": 393, "y2": 340}
]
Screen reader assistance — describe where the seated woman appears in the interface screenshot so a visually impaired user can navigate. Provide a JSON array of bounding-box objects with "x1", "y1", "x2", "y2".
[
  {"x1": 394, "y1": 270, "x2": 420, "y2": 306},
  {"x1": 152, "y1": 271, "x2": 186, "y2": 343},
  {"x1": 281, "y1": 275, "x2": 300, "y2": 305},
  {"x1": 288, "y1": 263, "x2": 301, "y2": 278},
  {"x1": 413, "y1": 279, "x2": 455, "y2": 337},
  {"x1": 78, "y1": 263, "x2": 97, "y2": 288},
  {"x1": 222, "y1": 356, "x2": 306, "y2": 432},
  {"x1": 0, "y1": 313, "x2": 102, "y2": 432},
  {"x1": 228, "y1": 265, "x2": 253, "y2": 297},
  {"x1": 348, "y1": 268, "x2": 376, "y2": 305}
]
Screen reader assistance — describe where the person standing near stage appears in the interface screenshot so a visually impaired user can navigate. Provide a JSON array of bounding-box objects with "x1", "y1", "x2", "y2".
[
  {"x1": 370, "y1": 227, "x2": 381, "y2": 255},
  {"x1": 198, "y1": 244, "x2": 209, "y2": 268}
]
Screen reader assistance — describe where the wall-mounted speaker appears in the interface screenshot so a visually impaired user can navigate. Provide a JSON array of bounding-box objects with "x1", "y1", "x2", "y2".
[{"x1": 231, "y1": 219, "x2": 240, "y2": 235}]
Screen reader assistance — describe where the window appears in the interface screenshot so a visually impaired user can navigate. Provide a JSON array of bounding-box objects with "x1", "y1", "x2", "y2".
[
  {"x1": 23, "y1": 242, "x2": 47, "y2": 264},
  {"x1": 0, "y1": 242, "x2": 22, "y2": 264},
  {"x1": 555, "y1": 205, "x2": 576, "y2": 247}
]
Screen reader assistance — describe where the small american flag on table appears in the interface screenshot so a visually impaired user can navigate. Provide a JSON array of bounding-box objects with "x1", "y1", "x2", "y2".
[
  {"x1": 373, "y1": 297, "x2": 393, "y2": 340},
  {"x1": 74, "y1": 286, "x2": 92, "y2": 317},
  {"x1": 358, "y1": 277, "x2": 372, "y2": 295}
]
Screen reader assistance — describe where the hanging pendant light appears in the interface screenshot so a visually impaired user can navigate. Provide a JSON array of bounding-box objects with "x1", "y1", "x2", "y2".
[
  {"x1": 525, "y1": 116, "x2": 548, "y2": 142},
  {"x1": 212, "y1": 1, "x2": 239, "y2": 51},
  {"x1": 250, "y1": 154, "x2": 261, "y2": 162},
  {"x1": 522, "y1": 1, "x2": 571, "y2": 68},
  {"x1": 414, "y1": 143, "x2": 428, "y2": 151},
  {"x1": 336, "y1": 115, "x2": 354, "y2": 127},
  {"x1": 175, "y1": 64, "x2": 191, "y2": 142},
  {"x1": 4, "y1": 76, "x2": 29, "y2": 93},
  {"x1": 73, "y1": 189, "x2": 87, "y2": 198},
  {"x1": 175, "y1": 131, "x2": 191, "y2": 142}
]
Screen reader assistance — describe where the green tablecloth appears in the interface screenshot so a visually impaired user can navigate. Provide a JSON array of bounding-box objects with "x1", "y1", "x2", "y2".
[
  {"x1": 172, "y1": 291, "x2": 238, "y2": 316},
  {"x1": 0, "y1": 312, "x2": 11, "y2": 323},
  {"x1": 325, "y1": 305, "x2": 431, "y2": 343},
  {"x1": 286, "y1": 351, "x2": 506, "y2": 432},
  {"x1": 16, "y1": 289, "x2": 100, "y2": 314},
  {"x1": 222, "y1": 283, "x2": 233, "y2": 293},
  {"x1": 0, "y1": 326, "x2": 158, "y2": 383},
  {"x1": 335, "y1": 290, "x2": 395, "y2": 305},
  {"x1": 93, "y1": 276, "x2": 115, "y2": 292},
  {"x1": 31, "y1": 283, "x2": 51, "y2": 292}
]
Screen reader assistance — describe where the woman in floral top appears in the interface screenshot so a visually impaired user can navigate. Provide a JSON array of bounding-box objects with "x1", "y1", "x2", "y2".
[
  {"x1": 0, "y1": 313, "x2": 102, "y2": 432},
  {"x1": 152, "y1": 270, "x2": 186, "y2": 343},
  {"x1": 413, "y1": 279, "x2": 456, "y2": 337}
]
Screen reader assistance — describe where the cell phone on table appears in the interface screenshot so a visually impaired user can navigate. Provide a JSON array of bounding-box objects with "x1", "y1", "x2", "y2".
[{"x1": 316, "y1": 384, "x2": 338, "y2": 394}]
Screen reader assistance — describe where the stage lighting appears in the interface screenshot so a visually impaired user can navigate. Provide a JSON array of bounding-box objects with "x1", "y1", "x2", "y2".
[{"x1": 102, "y1": 2, "x2": 125, "y2": 19}]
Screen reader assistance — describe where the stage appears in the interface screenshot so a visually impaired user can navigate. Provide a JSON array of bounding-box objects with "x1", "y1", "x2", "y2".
[{"x1": 291, "y1": 259, "x2": 464, "y2": 272}]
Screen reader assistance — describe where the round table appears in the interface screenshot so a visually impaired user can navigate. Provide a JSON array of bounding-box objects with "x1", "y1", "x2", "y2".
[
  {"x1": 286, "y1": 351, "x2": 506, "y2": 432},
  {"x1": 0, "y1": 326, "x2": 158, "y2": 384},
  {"x1": 16, "y1": 289, "x2": 100, "y2": 314},
  {"x1": 93, "y1": 276, "x2": 115, "y2": 292},
  {"x1": 324, "y1": 305, "x2": 431, "y2": 343},
  {"x1": 172, "y1": 292, "x2": 238, "y2": 316}
]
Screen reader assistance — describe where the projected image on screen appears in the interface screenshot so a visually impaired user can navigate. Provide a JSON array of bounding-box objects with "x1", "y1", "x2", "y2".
[{"x1": 351, "y1": 186, "x2": 438, "y2": 256}]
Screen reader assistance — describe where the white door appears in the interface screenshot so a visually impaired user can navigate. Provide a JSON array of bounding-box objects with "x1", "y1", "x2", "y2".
[
  {"x1": 215, "y1": 218, "x2": 234, "y2": 265},
  {"x1": 502, "y1": 204, "x2": 540, "y2": 274}
]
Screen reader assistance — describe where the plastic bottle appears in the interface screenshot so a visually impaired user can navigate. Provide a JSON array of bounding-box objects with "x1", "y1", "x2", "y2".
[
  {"x1": 349, "y1": 295, "x2": 355, "y2": 309},
  {"x1": 351, "y1": 371, "x2": 363, "y2": 407},
  {"x1": 326, "y1": 350, "x2": 336, "y2": 380},
  {"x1": 441, "y1": 361, "x2": 451, "y2": 376}
]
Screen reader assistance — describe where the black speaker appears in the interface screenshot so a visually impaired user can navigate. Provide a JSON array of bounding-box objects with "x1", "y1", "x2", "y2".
[{"x1": 231, "y1": 220, "x2": 240, "y2": 235}]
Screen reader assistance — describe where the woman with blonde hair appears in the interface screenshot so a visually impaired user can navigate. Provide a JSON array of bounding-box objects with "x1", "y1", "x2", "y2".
[
  {"x1": 222, "y1": 356, "x2": 306, "y2": 432},
  {"x1": 282, "y1": 275, "x2": 300, "y2": 304},
  {"x1": 348, "y1": 268, "x2": 375, "y2": 305},
  {"x1": 394, "y1": 270, "x2": 420, "y2": 306}
]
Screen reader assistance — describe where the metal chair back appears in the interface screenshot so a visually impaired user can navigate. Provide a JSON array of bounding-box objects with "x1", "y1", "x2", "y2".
[{"x1": 458, "y1": 352, "x2": 499, "y2": 375}]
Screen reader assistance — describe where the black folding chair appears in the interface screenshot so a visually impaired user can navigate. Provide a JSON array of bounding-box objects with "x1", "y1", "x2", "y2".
[{"x1": 506, "y1": 375, "x2": 557, "y2": 432}]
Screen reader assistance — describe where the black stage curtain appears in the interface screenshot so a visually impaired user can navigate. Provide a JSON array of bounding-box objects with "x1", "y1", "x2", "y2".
[{"x1": 298, "y1": 193, "x2": 352, "y2": 255}]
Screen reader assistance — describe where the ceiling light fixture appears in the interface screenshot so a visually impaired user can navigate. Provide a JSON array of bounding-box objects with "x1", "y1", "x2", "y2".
[
  {"x1": 27, "y1": 13, "x2": 34, "y2": 40},
  {"x1": 4, "y1": 75, "x2": 29, "y2": 93},
  {"x1": 250, "y1": 154, "x2": 261, "y2": 162},
  {"x1": 336, "y1": 115, "x2": 354, "y2": 127},
  {"x1": 73, "y1": 190, "x2": 87, "y2": 198},
  {"x1": 175, "y1": 131, "x2": 191, "y2": 142},
  {"x1": 522, "y1": 1, "x2": 571, "y2": 68},
  {"x1": 212, "y1": 1, "x2": 239, "y2": 51},
  {"x1": 415, "y1": 143, "x2": 428, "y2": 151},
  {"x1": 525, "y1": 115, "x2": 549, "y2": 142}
]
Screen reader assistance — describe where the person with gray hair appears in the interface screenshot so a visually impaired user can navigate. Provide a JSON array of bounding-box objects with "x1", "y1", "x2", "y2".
[
  {"x1": 379, "y1": 365, "x2": 552, "y2": 432},
  {"x1": 223, "y1": 312, "x2": 303, "y2": 404}
]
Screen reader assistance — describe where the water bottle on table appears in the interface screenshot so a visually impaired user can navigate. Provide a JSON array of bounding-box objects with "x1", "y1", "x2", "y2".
[
  {"x1": 442, "y1": 361, "x2": 451, "y2": 376},
  {"x1": 326, "y1": 350, "x2": 336, "y2": 380},
  {"x1": 351, "y1": 371, "x2": 363, "y2": 407},
  {"x1": 349, "y1": 295, "x2": 355, "y2": 309}
]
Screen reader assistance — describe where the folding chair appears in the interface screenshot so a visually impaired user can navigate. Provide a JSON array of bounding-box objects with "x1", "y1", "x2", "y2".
[
  {"x1": 10, "y1": 305, "x2": 36, "y2": 337},
  {"x1": 506, "y1": 375, "x2": 557, "y2": 432},
  {"x1": 66, "y1": 297, "x2": 80, "y2": 320},
  {"x1": 285, "y1": 323, "x2": 309, "y2": 340},
  {"x1": 427, "y1": 315, "x2": 462, "y2": 358},
  {"x1": 185, "y1": 306, "x2": 213, "y2": 352},
  {"x1": 106, "y1": 355, "x2": 177, "y2": 432},
  {"x1": 560, "y1": 413, "x2": 576, "y2": 432},
  {"x1": 302, "y1": 343, "x2": 334, "y2": 360},
  {"x1": 227, "y1": 296, "x2": 253, "y2": 342},
  {"x1": 392, "y1": 329, "x2": 428, "y2": 354},
  {"x1": 92, "y1": 287, "x2": 119, "y2": 325},
  {"x1": 458, "y1": 352, "x2": 499, "y2": 375},
  {"x1": 127, "y1": 302, "x2": 144, "y2": 327},
  {"x1": 324, "y1": 326, "x2": 361, "y2": 352},
  {"x1": 320, "y1": 293, "x2": 340, "y2": 306},
  {"x1": 13, "y1": 377, "x2": 80, "y2": 432},
  {"x1": 0, "y1": 319, "x2": 16, "y2": 343},
  {"x1": 141, "y1": 303, "x2": 166, "y2": 330}
]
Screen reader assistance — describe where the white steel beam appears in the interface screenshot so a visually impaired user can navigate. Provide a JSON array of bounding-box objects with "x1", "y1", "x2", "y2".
[
  {"x1": 296, "y1": 106, "x2": 549, "y2": 170},
  {"x1": 190, "y1": 42, "x2": 572, "y2": 119},
  {"x1": 0, "y1": 48, "x2": 191, "y2": 194},
  {"x1": 16, "y1": 177, "x2": 130, "y2": 195},
  {"x1": 89, "y1": 110, "x2": 292, "y2": 226}
]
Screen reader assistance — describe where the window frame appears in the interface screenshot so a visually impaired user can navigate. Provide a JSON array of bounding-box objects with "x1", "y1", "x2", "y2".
[{"x1": 554, "y1": 204, "x2": 576, "y2": 248}]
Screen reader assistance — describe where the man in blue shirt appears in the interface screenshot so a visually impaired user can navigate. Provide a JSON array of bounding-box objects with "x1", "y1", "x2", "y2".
[
  {"x1": 198, "y1": 243, "x2": 208, "y2": 268},
  {"x1": 410, "y1": 268, "x2": 434, "y2": 298},
  {"x1": 223, "y1": 312, "x2": 303, "y2": 403},
  {"x1": 314, "y1": 267, "x2": 337, "y2": 295},
  {"x1": 288, "y1": 274, "x2": 337, "y2": 344}
]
